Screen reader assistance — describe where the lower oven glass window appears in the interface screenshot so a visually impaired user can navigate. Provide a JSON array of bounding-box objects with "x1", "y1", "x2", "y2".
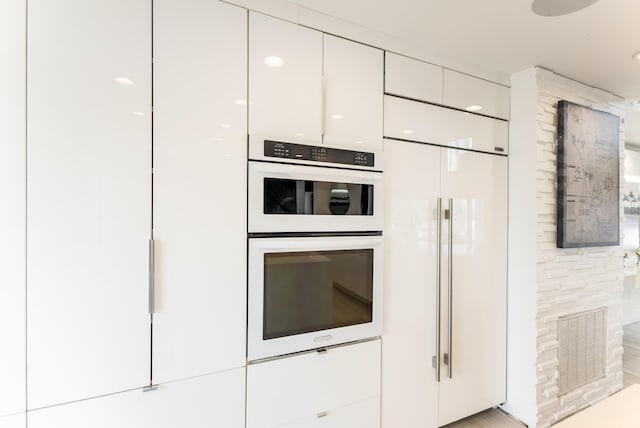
[{"x1": 263, "y1": 249, "x2": 374, "y2": 340}]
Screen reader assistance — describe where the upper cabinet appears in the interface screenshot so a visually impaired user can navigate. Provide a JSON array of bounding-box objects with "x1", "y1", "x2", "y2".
[
  {"x1": 384, "y1": 52, "x2": 443, "y2": 105},
  {"x1": 443, "y1": 70, "x2": 510, "y2": 120},
  {"x1": 249, "y1": 12, "x2": 383, "y2": 151},
  {"x1": 384, "y1": 53, "x2": 510, "y2": 120},
  {"x1": 152, "y1": 0, "x2": 247, "y2": 384},
  {"x1": 249, "y1": 12, "x2": 323, "y2": 143},
  {"x1": 323, "y1": 35, "x2": 383, "y2": 151},
  {"x1": 384, "y1": 95, "x2": 509, "y2": 155}
]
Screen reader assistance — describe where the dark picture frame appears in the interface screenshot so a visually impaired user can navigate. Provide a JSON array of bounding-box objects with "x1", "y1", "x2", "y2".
[{"x1": 557, "y1": 100, "x2": 620, "y2": 248}]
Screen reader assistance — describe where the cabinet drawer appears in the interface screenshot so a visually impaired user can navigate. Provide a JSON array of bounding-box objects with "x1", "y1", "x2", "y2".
[
  {"x1": 385, "y1": 52, "x2": 443, "y2": 104},
  {"x1": 282, "y1": 397, "x2": 380, "y2": 428},
  {"x1": 443, "y1": 69, "x2": 510, "y2": 120},
  {"x1": 246, "y1": 339, "x2": 381, "y2": 428},
  {"x1": 384, "y1": 95, "x2": 508, "y2": 155}
]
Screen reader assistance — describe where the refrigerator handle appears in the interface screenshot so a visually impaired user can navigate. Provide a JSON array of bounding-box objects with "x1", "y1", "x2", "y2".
[
  {"x1": 447, "y1": 198, "x2": 453, "y2": 379},
  {"x1": 434, "y1": 198, "x2": 442, "y2": 382}
]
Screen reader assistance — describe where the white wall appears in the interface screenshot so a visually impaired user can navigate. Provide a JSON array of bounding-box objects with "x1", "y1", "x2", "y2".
[
  {"x1": 0, "y1": 0, "x2": 26, "y2": 418},
  {"x1": 502, "y1": 68, "x2": 539, "y2": 428},
  {"x1": 506, "y1": 67, "x2": 625, "y2": 428}
]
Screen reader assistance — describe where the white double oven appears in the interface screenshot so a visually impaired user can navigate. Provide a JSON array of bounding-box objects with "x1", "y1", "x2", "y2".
[{"x1": 247, "y1": 137, "x2": 384, "y2": 361}]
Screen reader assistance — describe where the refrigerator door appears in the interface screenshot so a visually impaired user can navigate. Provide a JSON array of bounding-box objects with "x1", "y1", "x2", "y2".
[
  {"x1": 381, "y1": 139, "x2": 440, "y2": 428},
  {"x1": 438, "y1": 148, "x2": 508, "y2": 426}
]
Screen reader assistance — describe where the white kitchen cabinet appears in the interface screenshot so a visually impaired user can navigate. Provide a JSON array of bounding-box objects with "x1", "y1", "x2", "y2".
[
  {"x1": 384, "y1": 95, "x2": 508, "y2": 155},
  {"x1": 323, "y1": 34, "x2": 383, "y2": 151},
  {"x1": 249, "y1": 13, "x2": 383, "y2": 150},
  {"x1": 152, "y1": 0, "x2": 247, "y2": 385},
  {"x1": 0, "y1": 414, "x2": 25, "y2": 428},
  {"x1": 247, "y1": 339, "x2": 381, "y2": 428},
  {"x1": 0, "y1": 0, "x2": 25, "y2": 418},
  {"x1": 384, "y1": 52, "x2": 443, "y2": 104},
  {"x1": 249, "y1": 11, "x2": 323, "y2": 143},
  {"x1": 282, "y1": 398, "x2": 380, "y2": 428},
  {"x1": 27, "y1": 0, "x2": 151, "y2": 409},
  {"x1": 443, "y1": 69, "x2": 510, "y2": 120},
  {"x1": 28, "y1": 368, "x2": 246, "y2": 428},
  {"x1": 382, "y1": 138, "x2": 507, "y2": 427}
]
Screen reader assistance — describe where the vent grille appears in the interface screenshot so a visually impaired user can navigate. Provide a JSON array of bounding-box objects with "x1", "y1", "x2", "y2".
[{"x1": 557, "y1": 307, "x2": 607, "y2": 395}]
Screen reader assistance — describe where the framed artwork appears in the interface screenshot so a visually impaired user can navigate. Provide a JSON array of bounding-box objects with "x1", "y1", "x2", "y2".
[{"x1": 557, "y1": 100, "x2": 621, "y2": 248}]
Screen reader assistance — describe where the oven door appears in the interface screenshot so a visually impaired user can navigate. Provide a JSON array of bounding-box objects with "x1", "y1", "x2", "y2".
[
  {"x1": 248, "y1": 161, "x2": 383, "y2": 233},
  {"x1": 248, "y1": 235, "x2": 383, "y2": 361}
]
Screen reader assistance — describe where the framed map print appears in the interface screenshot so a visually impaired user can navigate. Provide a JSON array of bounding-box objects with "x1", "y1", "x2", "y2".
[{"x1": 557, "y1": 100, "x2": 621, "y2": 248}]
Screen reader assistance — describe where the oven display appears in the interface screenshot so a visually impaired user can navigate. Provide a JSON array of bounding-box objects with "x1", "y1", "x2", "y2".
[{"x1": 264, "y1": 140, "x2": 375, "y2": 167}]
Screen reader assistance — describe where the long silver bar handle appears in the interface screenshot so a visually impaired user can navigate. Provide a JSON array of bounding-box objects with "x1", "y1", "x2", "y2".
[
  {"x1": 434, "y1": 198, "x2": 442, "y2": 382},
  {"x1": 149, "y1": 239, "x2": 155, "y2": 314},
  {"x1": 321, "y1": 76, "x2": 326, "y2": 137},
  {"x1": 447, "y1": 198, "x2": 453, "y2": 379}
]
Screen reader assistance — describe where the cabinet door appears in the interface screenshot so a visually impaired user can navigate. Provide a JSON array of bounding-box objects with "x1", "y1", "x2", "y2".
[
  {"x1": 438, "y1": 149, "x2": 507, "y2": 426},
  {"x1": 27, "y1": 0, "x2": 151, "y2": 409},
  {"x1": 323, "y1": 35, "x2": 383, "y2": 151},
  {"x1": 443, "y1": 70, "x2": 510, "y2": 120},
  {"x1": 282, "y1": 398, "x2": 380, "y2": 428},
  {"x1": 384, "y1": 95, "x2": 509, "y2": 155},
  {"x1": 0, "y1": 415, "x2": 24, "y2": 428},
  {"x1": 152, "y1": 0, "x2": 247, "y2": 384},
  {"x1": 28, "y1": 368, "x2": 246, "y2": 428},
  {"x1": 247, "y1": 340, "x2": 380, "y2": 428},
  {"x1": 382, "y1": 139, "x2": 440, "y2": 428},
  {"x1": 384, "y1": 52, "x2": 443, "y2": 105},
  {"x1": 249, "y1": 12, "x2": 322, "y2": 143},
  {"x1": 0, "y1": 0, "x2": 26, "y2": 417}
]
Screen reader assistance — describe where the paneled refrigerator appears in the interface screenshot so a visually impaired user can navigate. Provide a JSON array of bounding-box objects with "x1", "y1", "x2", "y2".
[{"x1": 381, "y1": 138, "x2": 507, "y2": 427}]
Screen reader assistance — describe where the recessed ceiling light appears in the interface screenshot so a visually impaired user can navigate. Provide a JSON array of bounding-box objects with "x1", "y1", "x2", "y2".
[
  {"x1": 264, "y1": 56, "x2": 285, "y2": 67},
  {"x1": 531, "y1": 0, "x2": 600, "y2": 16},
  {"x1": 355, "y1": 140, "x2": 364, "y2": 144},
  {"x1": 220, "y1": 123, "x2": 232, "y2": 128},
  {"x1": 465, "y1": 105, "x2": 483, "y2": 112},
  {"x1": 403, "y1": 129, "x2": 414, "y2": 134},
  {"x1": 131, "y1": 111, "x2": 144, "y2": 116},
  {"x1": 633, "y1": 52, "x2": 640, "y2": 61},
  {"x1": 295, "y1": 133, "x2": 305, "y2": 137},
  {"x1": 234, "y1": 99, "x2": 247, "y2": 105},
  {"x1": 331, "y1": 114, "x2": 344, "y2": 120}
]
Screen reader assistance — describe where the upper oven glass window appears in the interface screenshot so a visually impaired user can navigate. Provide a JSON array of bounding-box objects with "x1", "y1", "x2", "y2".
[{"x1": 263, "y1": 178, "x2": 374, "y2": 215}]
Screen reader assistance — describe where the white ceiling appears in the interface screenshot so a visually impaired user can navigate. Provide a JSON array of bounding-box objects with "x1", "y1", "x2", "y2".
[{"x1": 286, "y1": 0, "x2": 640, "y2": 141}]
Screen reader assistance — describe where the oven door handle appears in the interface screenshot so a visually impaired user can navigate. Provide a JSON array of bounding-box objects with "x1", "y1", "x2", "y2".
[{"x1": 249, "y1": 237, "x2": 383, "y2": 250}]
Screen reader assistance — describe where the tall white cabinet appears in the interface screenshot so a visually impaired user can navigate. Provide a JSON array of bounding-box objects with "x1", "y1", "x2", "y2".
[
  {"x1": 27, "y1": 0, "x2": 152, "y2": 409},
  {"x1": 0, "y1": 0, "x2": 26, "y2": 421},
  {"x1": 249, "y1": 12, "x2": 383, "y2": 151},
  {"x1": 382, "y1": 136, "x2": 507, "y2": 425},
  {"x1": 152, "y1": 0, "x2": 247, "y2": 385}
]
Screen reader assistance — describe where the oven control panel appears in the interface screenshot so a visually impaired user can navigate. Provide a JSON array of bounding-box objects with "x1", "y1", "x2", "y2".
[{"x1": 264, "y1": 140, "x2": 375, "y2": 167}]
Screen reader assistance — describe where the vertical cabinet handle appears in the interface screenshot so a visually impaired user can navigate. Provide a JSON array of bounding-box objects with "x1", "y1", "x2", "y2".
[
  {"x1": 434, "y1": 198, "x2": 442, "y2": 382},
  {"x1": 149, "y1": 239, "x2": 155, "y2": 314},
  {"x1": 447, "y1": 199, "x2": 453, "y2": 379},
  {"x1": 321, "y1": 76, "x2": 326, "y2": 137}
]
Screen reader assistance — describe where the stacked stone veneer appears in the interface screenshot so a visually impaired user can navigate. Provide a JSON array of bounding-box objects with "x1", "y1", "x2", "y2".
[{"x1": 533, "y1": 69, "x2": 625, "y2": 427}]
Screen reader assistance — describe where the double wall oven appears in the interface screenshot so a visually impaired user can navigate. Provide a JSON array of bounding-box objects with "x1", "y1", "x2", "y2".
[{"x1": 248, "y1": 136, "x2": 384, "y2": 361}]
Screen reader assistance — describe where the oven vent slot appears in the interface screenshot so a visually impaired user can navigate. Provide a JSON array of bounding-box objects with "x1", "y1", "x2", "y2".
[{"x1": 557, "y1": 307, "x2": 607, "y2": 395}]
